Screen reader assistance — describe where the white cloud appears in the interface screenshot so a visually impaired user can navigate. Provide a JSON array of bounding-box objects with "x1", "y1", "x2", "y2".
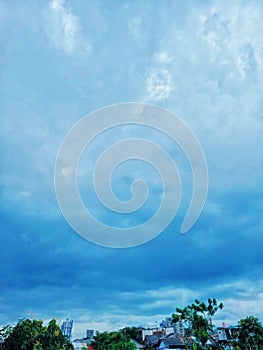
[
  {"x1": 200, "y1": 3, "x2": 263, "y2": 76},
  {"x1": 59, "y1": 279, "x2": 263, "y2": 338},
  {"x1": 43, "y1": 0, "x2": 91, "y2": 55},
  {"x1": 145, "y1": 69, "x2": 174, "y2": 101},
  {"x1": 70, "y1": 311, "x2": 167, "y2": 339},
  {"x1": 153, "y1": 51, "x2": 172, "y2": 64},
  {"x1": 141, "y1": 1, "x2": 263, "y2": 191}
]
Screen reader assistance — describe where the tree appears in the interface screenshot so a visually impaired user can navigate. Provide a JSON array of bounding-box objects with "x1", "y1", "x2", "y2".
[
  {"x1": 41, "y1": 319, "x2": 73, "y2": 350},
  {"x1": 0, "y1": 326, "x2": 12, "y2": 350},
  {"x1": 0, "y1": 318, "x2": 73, "y2": 350},
  {"x1": 92, "y1": 331, "x2": 136, "y2": 350},
  {"x1": 1, "y1": 319, "x2": 44, "y2": 350},
  {"x1": 172, "y1": 298, "x2": 224, "y2": 349},
  {"x1": 236, "y1": 316, "x2": 263, "y2": 350},
  {"x1": 120, "y1": 327, "x2": 142, "y2": 343}
]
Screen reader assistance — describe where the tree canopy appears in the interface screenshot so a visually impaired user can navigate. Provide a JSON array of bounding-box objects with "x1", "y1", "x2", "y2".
[
  {"x1": 0, "y1": 318, "x2": 73, "y2": 350},
  {"x1": 236, "y1": 316, "x2": 263, "y2": 350},
  {"x1": 120, "y1": 327, "x2": 142, "y2": 344},
  {"x1": 172, "y1": 298, "x2": 224, "y2": 348},
  {"x1": 91, "y1": 330, "x2": 136, "y2": 350},
  {"x1": 0, "y1": 301, "x2": 262, "y2": 350}
]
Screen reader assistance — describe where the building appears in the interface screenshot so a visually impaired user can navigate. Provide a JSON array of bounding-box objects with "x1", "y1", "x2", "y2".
[
  {"x1": 61, "y1": 318, "x2": 73, "y2": 339},
  {"x1": 72, "y1": 329, "x2": 94, "y2": 350},
  {"x1": 163, "y1": 327, "x2": 174, "y2": 336},
  {"x1": 173, "y1": 321, "x2": 186, "y2": 336},
  {"x1": 144, "y1": 334, "x2": 163, "y2": 348},
  {"x1": 86, "y1": 329, "x2": 94, "y2": 340},
  {"x1": 160, "y1": 317, "x2": 173, "y2": 328},
  {"x1": 142, "y1": 327, "x2": 160, "y2": 341},
  {"x1": 157, "y1": 337, "x2": 185, "y2": 350},
  {"x1": 72, "y1": 338, "x2": 90, "y2": 350}
]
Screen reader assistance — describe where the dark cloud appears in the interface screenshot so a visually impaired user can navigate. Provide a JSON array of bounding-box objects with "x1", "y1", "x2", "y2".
[
  {"x1": 1, "y1": 186, "x2": 262, "y2": 327},
  {"x1": 1, "y1": 0, "x2": 263, "y2": 337}
]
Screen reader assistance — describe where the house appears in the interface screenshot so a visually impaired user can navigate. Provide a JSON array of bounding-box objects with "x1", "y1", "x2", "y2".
[
  {"x1": 157, "y1": 337, "x2": 185, "y2": 349},
  {"x1": 163, "y1": 327, "x2": 174, "y2": 336},
  {"x1": 214, "y1": 326, "x2": 238, "y2": 349},
  {"x1": 144, "y1": 334, "x2": 163, "y2": 348},
  {"x1": 142, "y1": 327, "x2": 159, "y2": 340},
  {"x1": 72, "y1": 338, "x2": 90, "y2": 350},
  {"x1": 160, "y1": 317, "x2": 173, "y2": 328}
]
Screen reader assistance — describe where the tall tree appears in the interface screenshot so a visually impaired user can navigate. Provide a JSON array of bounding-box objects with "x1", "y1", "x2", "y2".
[
  {"x1": 172, "y1": 298, "x2": 224, "y2": 349},
  {"x1": 236, "y1": 316, "x2": 263, "y2": 350}
]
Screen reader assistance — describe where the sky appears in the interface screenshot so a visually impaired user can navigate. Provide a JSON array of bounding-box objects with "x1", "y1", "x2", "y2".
[{"x1": 1, "y1": 0, "x2": 263, "y2": 340}]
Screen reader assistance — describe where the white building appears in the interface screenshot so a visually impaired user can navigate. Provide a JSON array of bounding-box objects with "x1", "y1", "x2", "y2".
[
  {"x1": 173, "y1": 320, "x2": 186, "y2": 336},
  {"x1": 72, "y1": 338, "x2": 89, "y2": 350}
]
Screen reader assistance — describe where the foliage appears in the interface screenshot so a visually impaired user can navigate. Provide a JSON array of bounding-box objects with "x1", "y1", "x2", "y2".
[
  {"x1": 91, "y1": 330, "x2": 136, "y2": 350},
  {"x1": 0, "y1": 326, "x2": 12, "y2": 350},
  {"x1": 0, "y1": 318, "x2": 73, "y2": 350},
  {"x1": 172, "y1": 298, "x2": 224, "y2": 348},
  {"x1": 236, "y1": 316, "x2": 263, "y2": 350},
  {"x1": 120, "y1": 327, "x2": 142, "y2": 343}
]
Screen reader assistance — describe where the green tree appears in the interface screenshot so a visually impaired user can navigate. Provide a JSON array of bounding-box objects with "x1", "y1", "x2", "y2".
[
  {"x1": 172, "y1": 298, "x2": 224, "y2": 349},
  {"x1": 92, "y1": 331, "x2": 136, "y2": 350},
  {"x1": 41, "y1": 319, "x2": 73, "y2": 350},
  {"x1": 91, "y1": 331, "x2": 111, "y2": 350},
  {"x1": 236, "y1": 316, "x2": 263, "y2": 350},
  {"x1": 0, "y1": 318, "x2": 73, "y2": 350},
  {"x1": 2, "y1": 319, "x2": 44, "y2": 350},
  {"x1": 0, "y1": 326, "x2": 12, "y2": 350},
  {"x1": 120, "y1": 327, "x2": 142, "y2": 343}
]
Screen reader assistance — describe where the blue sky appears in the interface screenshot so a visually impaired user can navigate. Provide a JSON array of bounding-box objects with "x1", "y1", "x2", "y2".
[{"x1": 1, "y1": 0, "x2": 263, "y2": 339}]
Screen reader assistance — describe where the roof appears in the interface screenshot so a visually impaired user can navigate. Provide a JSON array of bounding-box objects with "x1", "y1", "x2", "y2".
[
  {"x1": 145, "y1": 334, "x2": 163, "y2": 346},
  {"x1": 72, "y1": 338, "x2": 91, "y2": 344},
  {"x1": 159, "y1": 337, "x2": 184, "y2": 347}
]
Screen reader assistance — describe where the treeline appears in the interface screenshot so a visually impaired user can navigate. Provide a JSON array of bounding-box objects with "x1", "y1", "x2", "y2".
[
  {"x1": 0, "y1": 298, "x2": 262, "y2": 350},
  {"x1": 0, "y1": 319, "x2": 73, "y2": 350},
  {"x1": 91, "y1": 298, "x2": 263, "y2": 350},
  {"x1": 90, "y1": 328, "x2": 141, "y2": 350}
]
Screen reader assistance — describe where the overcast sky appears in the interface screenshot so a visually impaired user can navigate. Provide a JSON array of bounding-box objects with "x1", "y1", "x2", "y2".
[{"x1": 1, "y1": 0, "x2": 263, "y2": 340}]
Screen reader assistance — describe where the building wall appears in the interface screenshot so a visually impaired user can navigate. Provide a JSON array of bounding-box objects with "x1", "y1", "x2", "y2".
[
  {"x1": 73, "y1": 342, "x2": 88, "y2": 350},
  {"x1": 142, "y1": 328, "x2": 159, "y2": 340},
  {"x1": 173, "y1": 321, "x2": 186, "y2": 336}
]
